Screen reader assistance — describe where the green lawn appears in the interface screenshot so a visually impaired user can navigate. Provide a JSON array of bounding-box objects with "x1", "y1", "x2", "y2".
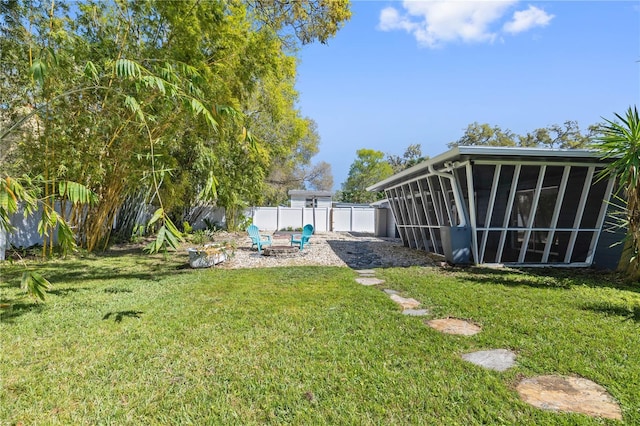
[{"x1": 1, "y1": 252, "x2": 639, "y2": 425}]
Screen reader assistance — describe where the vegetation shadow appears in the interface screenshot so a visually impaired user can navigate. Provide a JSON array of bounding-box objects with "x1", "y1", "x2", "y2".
[
  {"x1": 0, "y1": 302, "x2": 45, "y2": 323},
  {"x1": 582, "y1": 302, "x2": 640, "y2": 322},
  {"x1": 48, "y1": 287, "x2": 89, "y2": 296},
  {"x1": 452, "y1": 265, "x2": 640, "y2": 293},
  {"x1": 102, "y1": 310, "x2": 143, "y2": 323},
  {"x1": 454, "y1": 266, "x2": 574, "y2": 290}
]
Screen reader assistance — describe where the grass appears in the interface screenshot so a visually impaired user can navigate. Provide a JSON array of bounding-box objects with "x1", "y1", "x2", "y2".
[{"x1": 1, "y1": 251, "x2": 640, "y2": 425}]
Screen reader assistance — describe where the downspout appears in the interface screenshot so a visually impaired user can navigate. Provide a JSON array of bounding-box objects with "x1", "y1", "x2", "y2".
[
  {"x1": 427, "y1": 163, "x2": 472, "y2": 264},
  {"x1": 427, "y1": 164, "x2": 468, "y2": 227}
]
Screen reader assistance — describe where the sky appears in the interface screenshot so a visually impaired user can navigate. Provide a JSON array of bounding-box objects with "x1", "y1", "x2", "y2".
[{"x1": 294, "y1": 0, "x2": 640, "y2": 191}]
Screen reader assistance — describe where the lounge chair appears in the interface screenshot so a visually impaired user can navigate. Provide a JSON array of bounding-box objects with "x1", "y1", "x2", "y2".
[
  {"x1": 290, "y1": 224, "x2": 314, "y2": 250},
  {"x1": 247, "y1": 224, "x2": 272, "y2": 253}
]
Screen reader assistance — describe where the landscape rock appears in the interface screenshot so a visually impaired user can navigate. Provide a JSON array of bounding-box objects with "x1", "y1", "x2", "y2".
[
  {"x1": 426, "y1": 318, "x2": 481, "y2": 336},
  {"x1": 389, "y1": 294, "x2": 421, "y2": 309},
  {"x1": 516, "y1": 375, "x2": 622, "y2": 420},
  {"x1": 461, "y1": 349, "x2": 516, "y2": 372},
  {"x1": 402, "y1": 309, "x2": 430, "y2": 316},
  {"x1": 355, "y1": 277, "x2": 385, "y2": 286}
]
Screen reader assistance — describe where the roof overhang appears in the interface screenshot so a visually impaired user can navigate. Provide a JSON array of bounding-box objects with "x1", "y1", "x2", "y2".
[
  {"x1": 367, "y1": 146, "x2": 609, "y2": 192},
  {"x1": 288, "y1": 190, "x2": 333, "y2": 197}
]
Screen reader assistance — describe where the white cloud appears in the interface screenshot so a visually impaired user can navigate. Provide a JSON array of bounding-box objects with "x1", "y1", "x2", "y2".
[
  {"x1": 378, "y1": 6, "x2": 417, "y2": 33},
  {"x1": 377, "y1": 0, "x2": 553, "y2": 48},
  {"x1": 503, "y1": 5, "x2": 554, "y2": 34}
]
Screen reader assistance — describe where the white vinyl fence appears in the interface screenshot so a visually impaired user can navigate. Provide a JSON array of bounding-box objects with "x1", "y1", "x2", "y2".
[
  {"x1": 247, "y1": 206, "x2": 376, "y2": 233},
  {"x1": 1, "y1": 204, "x2": 384, "y2": 260}
]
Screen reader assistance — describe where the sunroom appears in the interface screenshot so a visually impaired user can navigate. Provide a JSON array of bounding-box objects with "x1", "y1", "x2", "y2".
[{"x1": 367, "y1": 146, "x2": 623, "y2": 268}]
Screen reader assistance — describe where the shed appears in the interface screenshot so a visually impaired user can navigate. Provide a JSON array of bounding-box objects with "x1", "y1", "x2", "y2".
[
  {"x1": 367, "y1": 146, "x2": 624, "y2": 268},
  {"x1": 288, "y1": 190, "x2": 333, "y2": 209}
]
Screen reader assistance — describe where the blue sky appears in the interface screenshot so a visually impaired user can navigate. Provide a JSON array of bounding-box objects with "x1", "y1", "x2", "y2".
[{"x1": 295, "y1": 1, "x2": 640, "y2": 191}]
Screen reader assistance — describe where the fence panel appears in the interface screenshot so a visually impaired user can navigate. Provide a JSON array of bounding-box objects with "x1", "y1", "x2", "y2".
[
  {"x1": 331, "y1": 207, "x2": 375, "y2": 233},
  {"x1": 249, "y1": 207, "x2": 331, "y2": 232}
]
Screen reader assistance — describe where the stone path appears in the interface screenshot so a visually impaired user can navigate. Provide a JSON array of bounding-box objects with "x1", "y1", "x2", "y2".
[
  {"x1": 461, "y1": 349, "x2": 517, "y2": 372},
  {"x1": 355, "y1": 277, "x2": 385, "y2": 286},
  {"x1": 516, "y1": 375, "x2": 622, "y2": 420},
  {"x1": 352, "y1": 268, "x2": 623, "y2": 421},
  {"x1": 426, "y1": 318, "x2": 482, "y2": 336}
]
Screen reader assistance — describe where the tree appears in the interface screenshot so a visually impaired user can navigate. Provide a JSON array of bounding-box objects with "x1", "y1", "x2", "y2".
[
  {"x1": 518, "y1": 121, "x2": 598, "y2": 149},
  {"x1": 593, "y1": 106, "x2": 640, "y2": 279},
  {"x1": 449, "y1": 121, "x2": 597, "y2": 149},
  {"x1": 246, "y1": 0, "x2": 351, "y2": 45},
  {"x1": 386, "y1": 143, "x2": 426, "y2": 173},
  {"x1": 341, "y1": 149, "x2": 393, "y2": 204},
  {"x1": 306, "y1": 161, "x2": 333, "y2": 191},
  {"x1": 448, "y1": 123, "x2": 516, "y2": 148},
  {"x1": 2, "y1": 0, "x2": 349, "y2": 246}
]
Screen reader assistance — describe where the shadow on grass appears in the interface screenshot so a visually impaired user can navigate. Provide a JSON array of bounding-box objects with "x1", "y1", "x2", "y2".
[
  {"x1": 581, "y1": 302, "x2": 640, "y2": 322},
  {"x1": 48, "y1": 287, "x2": 89, "y2": 296},
  {"x1": 442, "y1": 265, "x2": 640, "y2": 293},
  {"x1": 0, "y1": 302, "x2": 45, "y2": 323},
  {"x1": 453, "y1": 267, "x2": 574, "y2": 290},
  {"x1": 104, "y1": 287, "x2": 133, "y2": 294},
  {"x1": 2, "y1": 253, "x2": 192, "y2": 288},
  {"x1": 102, "y1": 310, "x2": 143, "y2": 322}
]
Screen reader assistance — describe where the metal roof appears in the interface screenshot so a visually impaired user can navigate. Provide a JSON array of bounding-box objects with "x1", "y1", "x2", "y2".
[{"x1": 367, "y1": 146, "x2": 609, "y2": 192}]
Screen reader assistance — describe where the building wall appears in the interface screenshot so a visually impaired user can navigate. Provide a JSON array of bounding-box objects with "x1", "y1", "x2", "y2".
[{"x1": 290, "y1": 197, "x2": 332, "y2": 209}]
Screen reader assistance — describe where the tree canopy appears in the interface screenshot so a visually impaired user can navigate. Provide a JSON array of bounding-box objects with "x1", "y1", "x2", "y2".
[
  {"x1": 386, "y1": 143, "x2": 426, "y2": 173},
  {"x1": 0, "y1": 0, "x2": 350, "y2": 252},
  {"x1": 340, "y1": 149, "x2": 393, "y2": 204},
  {"x1": 449, "y1": 121, "x2": 598, "y2": 149}
]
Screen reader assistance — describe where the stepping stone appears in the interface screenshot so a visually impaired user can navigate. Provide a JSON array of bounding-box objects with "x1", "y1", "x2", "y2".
[
  {"x1": 461, "y1": 349, "x2": 516, "y2": 372},
  {"x1": 516, "y1": 375, "x2": 622, "y2": 420},
  {"x1": 426, "y1": 318, "x2": 481, "y2": 336},
  {"x1": 355, "y1": 269, "x2": 376, "y2": 276},
  {"x1": 383, "y1": 289, "x2": 399, "y2": 295},
  {"x1": 389, "y1": 294, "x2": 421, "y2": 309},
  {"x1": 355, "y1": 277, "x2": 385, "y2": 286},
  {"x1": 402, "y1": 308, "x2": 430, "y2": 316}
]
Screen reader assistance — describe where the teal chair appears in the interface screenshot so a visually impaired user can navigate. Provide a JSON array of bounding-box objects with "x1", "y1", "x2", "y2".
[
  {"x1": 290, "y1": 224, "x2": 314, "y2": 250},
  {"x1": 247, "y1": 224, "x2": 272, "y2": 253}
]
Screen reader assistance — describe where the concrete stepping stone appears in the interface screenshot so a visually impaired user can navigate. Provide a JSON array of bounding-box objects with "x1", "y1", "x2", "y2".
[
  {"x1": 426, "y1": 318, "x2": 481, "y2": 336},
  {"x1": 389, "y1": 294, "x2": 421, "y2": 309},
  {"x1": 355, "y1": 269, "x2": 376, "y2": 276},
  {"x1": 383, "y1": 289, "x2": 399, "y2": 295},
  {"x1": 402, "y1": 308, "x2": 430, "y2": 316},
  {"x1": 355, "y1": 277, "x2": 385, "y2": 286},
  {"x1": 461, "y1": 349, "x2": 516, "y2": 372},
  {"x1": 516, "y1": 375, "x2": 622, "y2": 420}
]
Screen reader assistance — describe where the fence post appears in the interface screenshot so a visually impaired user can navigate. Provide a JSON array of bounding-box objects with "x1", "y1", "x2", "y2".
[
  {"x1": 277, "y1": 206, "x2": 280, "y2": 231},
  {"x1": 350, "y1": 207, "x2": 354, "y2": 232},
  {"x1": 326, "y1": 207, "x2": 330, "y2": 232}
]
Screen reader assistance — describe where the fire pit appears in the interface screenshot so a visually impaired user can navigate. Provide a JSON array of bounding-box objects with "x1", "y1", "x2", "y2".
[{"x1": 262, "y1": 245, "x2": 300, "y2": 257}]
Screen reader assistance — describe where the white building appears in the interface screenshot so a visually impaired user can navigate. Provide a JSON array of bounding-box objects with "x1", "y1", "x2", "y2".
[
  {"x1": 288, "y1": 190, "x2": 333, "y2": 209},
  {"x1": 368, "y1": 146, "x2": 624, "y2": 268}
]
